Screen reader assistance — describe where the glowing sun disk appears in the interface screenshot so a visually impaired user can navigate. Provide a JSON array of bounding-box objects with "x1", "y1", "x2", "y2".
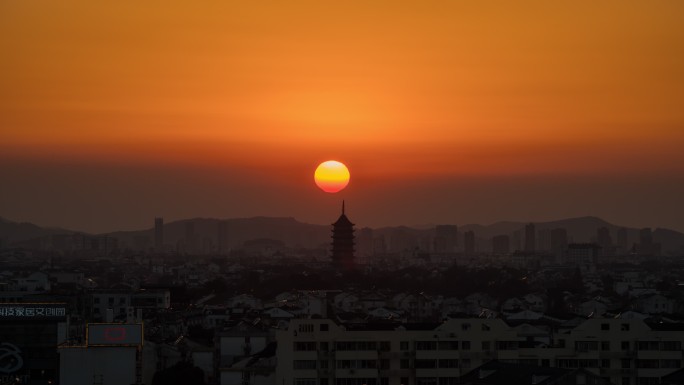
[{"x1": 314, "y1": 160, "x2": 350, "y2": 193}]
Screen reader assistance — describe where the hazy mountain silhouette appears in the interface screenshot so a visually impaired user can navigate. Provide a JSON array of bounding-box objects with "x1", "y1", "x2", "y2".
[
  {"x1": 0, "y1": 216, "x2": 79, "y2": 245},
  {"x1": 1, "y1": 215, "x2": 684, "y2": 254},
  {"x1": 106, "y1": 217, "x2": 331, "y2": 250}
]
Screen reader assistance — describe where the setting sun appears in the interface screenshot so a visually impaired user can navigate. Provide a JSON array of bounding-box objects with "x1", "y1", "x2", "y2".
[{"x1": 314, "y1": 161, "x2": 350, "y2": 193}]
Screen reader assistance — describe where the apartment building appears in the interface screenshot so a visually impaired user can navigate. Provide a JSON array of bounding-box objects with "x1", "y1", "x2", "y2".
[{"x1": 277, "y1": 318, "x2": 684, "y2": 385}]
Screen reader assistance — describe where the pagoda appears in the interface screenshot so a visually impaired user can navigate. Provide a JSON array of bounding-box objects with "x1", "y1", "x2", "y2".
[{"x1": 331, "y1": 200, "x2": 355, "y2": 269}]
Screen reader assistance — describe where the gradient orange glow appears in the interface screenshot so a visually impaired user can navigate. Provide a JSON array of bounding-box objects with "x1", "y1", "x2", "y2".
[
  {"x1": 1, "y1": 1, "x2": 684, "y2": 232},
  {"x1": 1, "y1": 1, "x2": 684, "y2": 180},
  {"x1": 315, "y1": 161, "x2": 350, "y2": 193}
]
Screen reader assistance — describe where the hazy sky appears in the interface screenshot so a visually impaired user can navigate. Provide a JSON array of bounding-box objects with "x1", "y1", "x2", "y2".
[{"x1": 2, "y1": 1, "x2": 684, "y2": 233}]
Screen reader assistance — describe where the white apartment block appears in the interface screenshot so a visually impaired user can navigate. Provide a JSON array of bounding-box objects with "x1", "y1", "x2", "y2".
[{"x1": 277, "y1": 318, "x2": 684, "y2": 385}]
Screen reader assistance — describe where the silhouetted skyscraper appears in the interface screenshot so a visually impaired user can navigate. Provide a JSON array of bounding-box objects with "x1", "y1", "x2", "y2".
[
  {"x1": 636, "y1": 227, "x2": 660, "y2": 256},
  {"x1": 154, "y1": 217, "x2": 163, "y2": 251},
  {"x1": 596, "y1": 226, "x2": 613, "y2": 256},
  {"x1": 492, "y1": 235, "x2": 510, "y2": 254},
  {"x1": 617, "y1": 227, "x2": 628, "y2": 254},
  {"x1": 331, "y1": 201, "x2": 355, "y2": 269},
  {"x1": 185, "y1": 221, "x2": 196, "y2": 253},
  {"x1": 464, "y1": 230, "x2": 475, "y2": 254},
  {"x1": 434, "y1": 224, "x2": 458, "y2": 252},
  {"x1": 597, "y1": 227, "x2": 612, "y2": 248},
  {"x1": 356, "y1": 227, "x2": 374, "y2": 264},
  {"x1": 640, "y1": 228, "x2": 653, "y2": 246},
  {"x1": 538, "y1": 228, "x2": 567, "y2": 254},
  {"x1": 524, "y1": 223, "x2": 536, "y2": 252},
  {"x1": 217, "y1": 220, "x2": 229, "y2": 254}
]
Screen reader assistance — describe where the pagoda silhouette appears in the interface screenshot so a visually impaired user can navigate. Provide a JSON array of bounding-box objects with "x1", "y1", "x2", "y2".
[{"x1": 331, "y1": 200, "x2": 355, "y2": 269}]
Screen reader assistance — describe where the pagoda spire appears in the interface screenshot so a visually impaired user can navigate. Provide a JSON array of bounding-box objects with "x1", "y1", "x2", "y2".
[{"x1": 331, "y1": 200, "x2": 355, "y2": 270}]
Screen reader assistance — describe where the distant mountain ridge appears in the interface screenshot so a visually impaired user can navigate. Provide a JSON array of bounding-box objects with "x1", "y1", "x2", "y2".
[{"x1": 1, "y1": 215, "x2": 683, "y2": 254}]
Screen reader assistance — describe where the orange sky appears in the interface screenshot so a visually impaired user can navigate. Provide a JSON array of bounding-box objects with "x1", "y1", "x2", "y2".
[{"x1": 1, "y1": 1, "x2": 684, "y2": 232}]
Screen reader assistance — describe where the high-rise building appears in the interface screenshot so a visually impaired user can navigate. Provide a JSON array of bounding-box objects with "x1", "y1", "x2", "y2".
[
  {"x1": 331, "y1": 201, "x2": 355, "y2": 269},
  {"x1": 434, "y1": 224, "x2": 458, "y2": 253},
  {"x1": 596, "y1": 226, "x2": 613, "y2": 256},
  {"x1": 492, "y1": 234, "x2": 510, "y2": 254},
  {"x1": 542, "y1": 228, "x2": 569, "y2": 259},
  {"x1": 617, "y1": 227, "x2": 628, "y2": 254},
  {"x1": 356, "y1": 227, "x2": 374, "y2": 264},
  {"x1": 154, "y1": 217, "x2": 164, "y2": 251},
  {"x1": 512, "y1": 230, "x2": 522, "y2": 251},
  {"x1": 464, "y1": 230, "x2": 475, "y2": 254},
  {"x1": 640, "y1": 228, "x2": 653, "y2": 246},
  {"x1": 596, "y1": 227, "x2": 612, "y2": 248},
  {"x1": 524, "y1": 223, "x2": 536, "y2": 252},
  {"x1": 217, "y1": 220, "x2": 229, "y2": 254},
  {"x1": 637, "y1": 227, "x2": 661, "y2": 256},
  {"x1": 185, "y1": 221, "x2": 196, "y2": 253}
]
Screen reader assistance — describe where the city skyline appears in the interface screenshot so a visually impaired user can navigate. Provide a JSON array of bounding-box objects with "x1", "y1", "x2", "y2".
[{"x1": 2, "y1": 2, "x2": 684, "y2": 233}]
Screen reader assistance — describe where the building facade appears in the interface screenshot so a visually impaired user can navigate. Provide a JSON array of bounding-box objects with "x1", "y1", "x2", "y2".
[{"x1": 277, "y1": 318, "x2": 684, "y2": 385}]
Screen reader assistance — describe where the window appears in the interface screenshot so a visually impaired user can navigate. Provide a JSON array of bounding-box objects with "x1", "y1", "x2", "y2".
[
  {"x1": 621, "y1": 323, "x2": 630, "y2": 331},
  {"x1": 400, "y1": 378, "x2": 409, "y2": 385},
  {"x1": 601, "y1": 323, "x2": 610, "y2": 331},
  {"x1": 299, "y1": 324, "x2": 314, "y2": 333},
  {"x1": 415, "y1": 360, "x2": 437, "y2": 369},
  {"x1": 662, "y1": 341, "x2": 682, "y2": 351},
  {"x1": 438, "y1": 341, "x2": 458, "y2": 350},
  {"x1": 461, "y1": 323, "x2": 471, "y2": 331},
  {"x1": 637, "y1": 341, "x2": 659, "y2": 351},
  {"x1": 320, "y1": 324, "x2": 329, "y2": 332},
  {"x1": 94, "y1": 297, "x2": 100, "y2": 304},
  {"x1": 335, "y1": 341, "x2": 377, "y2": 351},
  {"x1": 416, "y1": 341, "x2": 437, "y2": 350},
  {"x1": 601, "y1": 341, "x2": 610, "y2": 351},
  {"x1": 320, "y1": 342, "x2": 329, "y2": 351},
  {"x1": 621, "y1": 341, "x2": 629, "y2": 351},
  {"x1": 481, "y1": 323, "x2": 490, "y2": 331},
  {"x1": 622, "y1": 378, "x2": 630, "y2": 385},
  {"x1": 380, "y1": 378, "x2": 389, "y2": 385},
  {"x1": 416, "y1": 378, "x2": 437, "y2": 385},
  {"x1": 379, "y1": 341, "x2": 391, "y2": 351},
  {"x1": 636, "y1": 359, "x2": 659, "y2": 369},
  {"x1": 294, "y1": 360, "x2": 317, "y2": 370},
  {"x1": 294, "y1": 379, "x2": 316, "y2": 385},
  {"x1": 335, "y1": 380, "x2": 376, "y2": 385},
  {"x1": 294, "y1": 342, "x2": 317, "y2": 351},
  {"x1": 621, "y1": 359, "x2": 631, "y2": 369},
  {"x1": 496, "y1": 341, "x2": 518, "y2": 350},
  {"x1": 380, "y1": 360, "x2": 390, "y2": 370},
  {"x1": 661, "y1": 359, "x2": 681, "y2": 369},
  {"x1": 438, "y1": 378, "x2": 458, "y2": 385},
  {"x1": 461, "y1": 359, "x2": 471, "y2": 369},
  {"x1": 321, "y1": 380, "x2": 328, "y2": 385},
  {"x1": 575, "y1": 341, "x2": 598, "y2": 352},
  {"x1": 438, "y1": 359, "x2": 458, "y2": 368},
  {"x1": 320, "y1": 360, "x2": 328, "y2": 369},
  {"x1": 481, "y1": 341, "x2": 490, "y2": 351},
  {"x1": 461, "y1": 341, "x2": 470, "y2": 350},
  {"x1": 400, "y1": 359, "x2": 410, "y2": 369},
  {"x1": 400, "y1": 341, "x2": 409, "y2": 351},
  {"x1": 601, "y1": 359, "x2": 610, "y2": 368},
  {"x1": 337, "y1": 360, "x2": 353, "y2": 369}
]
